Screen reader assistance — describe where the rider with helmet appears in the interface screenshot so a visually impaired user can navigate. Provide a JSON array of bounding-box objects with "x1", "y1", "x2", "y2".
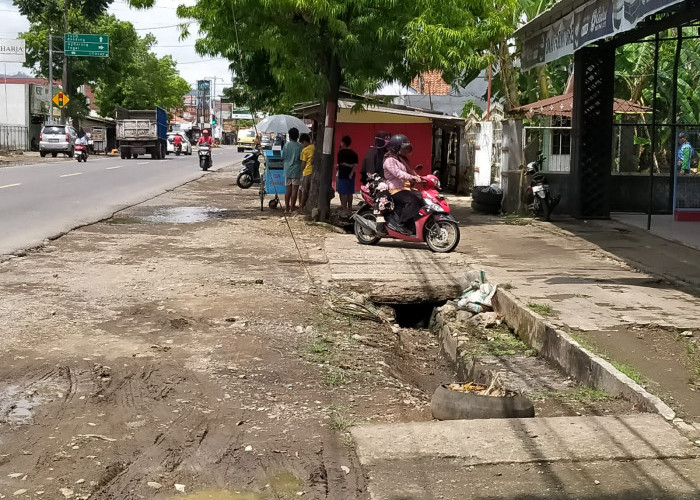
[
  {"x1": 382, "y1": 134, "x2": 422, "y2": 235},
  {"x1": 197, "y1": 128, "x2": 213, "y2": 146}
]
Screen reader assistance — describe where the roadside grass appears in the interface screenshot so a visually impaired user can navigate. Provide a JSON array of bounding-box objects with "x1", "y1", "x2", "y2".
[
  {"x1": 527, "y1": 302, "x2": 553, "y2": 316},
  {"x1": 500, "y1": 214, "x2": 532, "y2": 226},
  {"x1": 301, "y1": 336, "x2": 334, "y2": 363},
  {"x1": 530, "y1": 387, "x2": 615, "y2": 404},
  {"x1": 501, "y1": 283, "x2": 515, "y2": 291},
  {"x1": 462, "y1": 323, "x2": 537, "y2": 358},
  {"x1": 327, "y1": 405, "x2": 355, "y2": 432},
  {"x1": 569, "y1": 330, "x2": 647, "y2": 386},
  {"x1": 323, "y1": 367, "x2": 350, "y2": 387}
]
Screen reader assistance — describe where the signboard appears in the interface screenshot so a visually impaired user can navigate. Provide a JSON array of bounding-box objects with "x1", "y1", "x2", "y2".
[
  {"x1": 520, "y1": 0, "x2": 683, "y2": 70},
  {"x1": 30, "y1": 84, "x2": 50, "y2": 115},
  {"x1": 64, "y1": 33, "x2": 109, "y2": 57},
  {"x1": 52, "y1": 91, "x2": 70, "y2": 108},
  {"x1": 0, "y1": 39, "x2": 25, "y2": 63}
]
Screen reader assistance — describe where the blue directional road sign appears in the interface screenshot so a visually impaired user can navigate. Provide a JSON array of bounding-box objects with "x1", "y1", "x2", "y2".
[{"x1": 64, "y1": 34, "x2": 109, "y2": 58}]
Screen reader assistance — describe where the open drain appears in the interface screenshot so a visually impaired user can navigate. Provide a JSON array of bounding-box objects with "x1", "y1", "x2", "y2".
[{"x1": 383, "y1": 301, "x2": 446, "y2": 328}]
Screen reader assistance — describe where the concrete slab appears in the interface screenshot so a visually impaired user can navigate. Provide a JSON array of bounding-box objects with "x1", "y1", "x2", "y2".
[
  {"x1": 351, "y1": 414, "x2": 699, "y2": 466},
  {"x1": 359, "y1": 457, "x2": 700, "y2": 500}
]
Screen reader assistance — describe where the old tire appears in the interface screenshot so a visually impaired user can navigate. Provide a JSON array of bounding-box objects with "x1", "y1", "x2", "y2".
[{"x1": 431, "y1": 384, "x2": 535, "y2": 420}]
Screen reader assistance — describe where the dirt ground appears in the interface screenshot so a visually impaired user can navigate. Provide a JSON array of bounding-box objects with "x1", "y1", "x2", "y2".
[{"x1": 0, "y1": 170, "x2": 650, "y2": 500}]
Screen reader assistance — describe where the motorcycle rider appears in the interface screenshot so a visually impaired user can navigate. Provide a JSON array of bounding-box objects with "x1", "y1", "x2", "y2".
[
  {"x1": 198, "y1": 128, "x2": 213, "y2": 146},
  {"x1": 382, "y1": 134, "x2": 422, "y2": 235},
  {"x1": 172, "y1": 132, "x2": 183, "y2": 153},
  {"x1": 75, "y1": 128, "x2": 88, "y2": 159}
]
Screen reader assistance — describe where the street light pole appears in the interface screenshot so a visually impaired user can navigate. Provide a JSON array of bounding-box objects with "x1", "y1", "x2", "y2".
[{"x1": 48, "y1": 32, "x2": 53, "y2": 124}]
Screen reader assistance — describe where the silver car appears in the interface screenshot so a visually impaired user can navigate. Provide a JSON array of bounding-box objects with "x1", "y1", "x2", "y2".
[{"x1": 40, "y1": 124, "x2": 77, "y2": 157}]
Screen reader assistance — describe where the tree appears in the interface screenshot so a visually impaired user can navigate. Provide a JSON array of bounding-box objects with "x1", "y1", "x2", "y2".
[
  {"x1": 169, "y1": 0, "x2": 515, "y2": 218},
  {"x1": 18, "y1": 5, "x2": 189, "y2": 120}
]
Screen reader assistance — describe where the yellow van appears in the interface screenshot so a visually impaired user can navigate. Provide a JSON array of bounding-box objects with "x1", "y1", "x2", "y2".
[{"x1": 237, "y1": 128, "x2": 256, "y2": 152}]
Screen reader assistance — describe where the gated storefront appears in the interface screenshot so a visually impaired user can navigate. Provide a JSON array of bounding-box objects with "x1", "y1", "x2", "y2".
[{"x1": 0, "y1": 125, "x2": 29, "y2": 151}]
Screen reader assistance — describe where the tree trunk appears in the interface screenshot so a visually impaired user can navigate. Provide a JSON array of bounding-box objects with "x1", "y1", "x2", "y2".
[
  {"x1": 537, "y1": 65, "x2": 549, "y2": 100},
  {"x1": 498, "y1": 40, "x2": 520, "y2": 111},
  {"x1": 314, "y1": 51, "x2": 341, "y2": 221}
]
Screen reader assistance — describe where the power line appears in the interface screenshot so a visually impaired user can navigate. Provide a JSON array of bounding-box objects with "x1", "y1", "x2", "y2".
[
  {"x1": 177, "y1": 57, "x2": 227, "y2": 65},
  {"x1": 134, "y1": 22, "x2": 193, "y2": 31}
]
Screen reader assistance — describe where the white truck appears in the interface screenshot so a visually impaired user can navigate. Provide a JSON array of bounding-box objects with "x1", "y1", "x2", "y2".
[{"x1": 116, "y1": 106, "x2": 168, "y2": 160}]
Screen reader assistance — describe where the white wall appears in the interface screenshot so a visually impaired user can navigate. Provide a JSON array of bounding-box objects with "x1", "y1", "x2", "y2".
[{"x1": 0, "y1": 83, "x2": 29, "y2": 126}]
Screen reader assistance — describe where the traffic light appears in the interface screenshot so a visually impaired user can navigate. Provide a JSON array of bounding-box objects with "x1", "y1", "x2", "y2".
[{"x1": 211, "y1": 115, "x2": 216, "y2": 125}]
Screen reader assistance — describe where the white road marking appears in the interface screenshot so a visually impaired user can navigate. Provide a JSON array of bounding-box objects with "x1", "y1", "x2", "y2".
[
  {"x1": 105, "y1": 166, "x2": 122, "y2": 170},
  {"x1": 59, "y1": 172, "x2": 83, "y2": 178},
  {"x1": 0, "y1": 183, "x2": 21, "y2": 189},
  {"x1": 137, "y1": 162, "x2": 149, "y2": 165}
]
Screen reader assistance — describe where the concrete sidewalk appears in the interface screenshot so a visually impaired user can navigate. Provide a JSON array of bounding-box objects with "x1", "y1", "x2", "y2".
[{"x1": 318, "y1": 197, "x2": 700, "y2": 498}]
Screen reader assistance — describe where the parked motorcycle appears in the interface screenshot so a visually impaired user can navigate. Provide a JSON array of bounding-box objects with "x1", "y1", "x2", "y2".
[
  {"x1": 237, "y1": 149, "x2": 263, "y2": 189},
  {"x1": 523, "y1": 154, "x2": 560, "y2": 221},
  {"x1": 352, "y1": 174, "x2": 460, "y2": 253},
  {"x1": 74, "y1": 144, "x2": 88, "y2": 162},
  {"x1": 198, "y1": 144, "x2": 212, "y2": 171}
]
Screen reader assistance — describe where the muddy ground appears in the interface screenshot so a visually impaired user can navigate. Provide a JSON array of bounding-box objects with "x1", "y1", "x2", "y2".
[{"x1": 0, "y1": 169, "x2": 640, "y2": 499}]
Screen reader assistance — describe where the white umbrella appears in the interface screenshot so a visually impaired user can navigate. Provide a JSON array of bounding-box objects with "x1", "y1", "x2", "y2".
[{"x1": 256, "y1": 114, "x2": 310, "y2": 134}]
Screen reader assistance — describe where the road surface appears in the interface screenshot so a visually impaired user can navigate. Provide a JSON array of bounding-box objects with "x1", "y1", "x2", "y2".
[{"x1": 0, "y1": 146, "x2": 244, "y2": 255}]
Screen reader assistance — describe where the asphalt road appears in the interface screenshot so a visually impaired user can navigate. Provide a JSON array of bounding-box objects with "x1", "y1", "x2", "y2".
[{"x1": 0, "y1": 146, "x2": 244, "y2": 255}]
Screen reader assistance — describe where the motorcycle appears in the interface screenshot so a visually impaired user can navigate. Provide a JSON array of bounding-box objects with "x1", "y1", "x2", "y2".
[
  {"x1": 352, "y1": 174, "x2": 461, "y2": 253},
  {"x1": 174, "y1": 143, "x2": 182, "y2": 156},
  {"x1": 74, "y1": 144, "x2": 88, "y2": 163},
  {"x1": 523, "y1": 154, "x2": 560, "y2": 222},
  {"x1": 198, "y1": 144, "x2": 212, "y2": 171},
  {"x1": 237, "y1": 149, "x2": 263, "y2": 189}
]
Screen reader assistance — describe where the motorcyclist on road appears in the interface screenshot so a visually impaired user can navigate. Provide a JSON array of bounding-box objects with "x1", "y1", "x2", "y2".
[
  {"x1": 382, "y1": 134, "x2": 422, "y2": 235},
  {"x1": 173, "y1": 133, "x2": 182, "y2": 150},
  {"x1": 197, "y1": 129, "x2": 213, "y2": 146}
]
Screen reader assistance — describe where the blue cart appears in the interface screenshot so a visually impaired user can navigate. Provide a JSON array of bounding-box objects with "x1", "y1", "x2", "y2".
[{"x1": 259, "y1": 149, "x2": 285, "y2": 210}]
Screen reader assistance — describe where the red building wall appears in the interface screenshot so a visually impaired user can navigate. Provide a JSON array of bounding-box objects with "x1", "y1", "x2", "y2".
[{"x1": 333, "y1": 122, "x2": 433, "y2": 190}]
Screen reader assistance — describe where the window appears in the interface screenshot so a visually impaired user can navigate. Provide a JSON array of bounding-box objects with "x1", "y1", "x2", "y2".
[{"x1": 551, "y1": 116, "x2": 571, "y2": 155}]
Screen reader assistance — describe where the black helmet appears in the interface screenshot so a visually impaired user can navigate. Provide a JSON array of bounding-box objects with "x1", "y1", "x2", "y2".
[{"x1": 387, "y1": 134, "x2": 413, "y2": 155}]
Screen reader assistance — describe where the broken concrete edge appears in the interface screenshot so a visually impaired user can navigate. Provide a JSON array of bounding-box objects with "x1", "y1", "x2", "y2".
[{"x1": 488, "y1": 289, "x2": 677, "y2": 422}]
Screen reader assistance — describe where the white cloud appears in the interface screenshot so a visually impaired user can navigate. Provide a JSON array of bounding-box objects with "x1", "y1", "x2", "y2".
[{"x1": 0, "y1": 0, "x2": 232, "y2": 95}]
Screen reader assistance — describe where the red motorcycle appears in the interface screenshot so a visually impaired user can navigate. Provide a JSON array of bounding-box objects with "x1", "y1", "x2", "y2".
[
  {"x1": 352, "y1": 174, "x2": 460, "y2": 253},
  {"x1": 73, "y1": 144, "x2": 88, "y2": 162}
]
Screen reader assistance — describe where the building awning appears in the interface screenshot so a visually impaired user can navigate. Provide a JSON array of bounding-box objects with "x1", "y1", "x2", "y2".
[
  {"x1": 515, "y1": 0, "x2": 685, "y2": 70},
  {"x1": 510, "y1": 94, "x2": 649, "y2": 118},
  {"x1": 292, "y1": 98, "x2": 465, "y2": 128}
]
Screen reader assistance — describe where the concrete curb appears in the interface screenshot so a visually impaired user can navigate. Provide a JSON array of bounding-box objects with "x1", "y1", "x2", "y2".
[
  {"x1": 431, "y1": 289, "x2": 676, "y2": 421},
  {"x1": 490, "y1": 289, "x2": 676, "y2": 421}
]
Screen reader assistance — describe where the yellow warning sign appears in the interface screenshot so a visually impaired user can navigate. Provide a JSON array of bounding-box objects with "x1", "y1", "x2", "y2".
[{"x1": 52, "y1": 91, "x2": 70, "y2": 108}]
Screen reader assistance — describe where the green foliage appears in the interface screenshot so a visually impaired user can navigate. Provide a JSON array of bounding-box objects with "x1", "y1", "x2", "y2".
[
  {"x1": 460, "y1": 99, "x2": 482, "y2": 118},
  {"x1": 17, "y1": 2, "x2": 189, "y2": 120},
  {"x1": 174, "y1": 0, "x2": 516, "y2": 111},
  {"x1": 527, "y1": 302, "x2": 552, "y2": 316}
]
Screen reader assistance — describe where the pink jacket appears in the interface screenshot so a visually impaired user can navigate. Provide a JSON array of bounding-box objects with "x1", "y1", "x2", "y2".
[{"x1": 383, "y1": 156, "x2": 417, "y2": 192}]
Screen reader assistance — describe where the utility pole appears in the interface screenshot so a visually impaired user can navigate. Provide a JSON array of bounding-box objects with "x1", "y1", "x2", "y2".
[
  {"x1": 48, "y1": 32, "x2": 53, "y2": 124},
  {"x1": 61, "y1": 0, "x2": 69, "y2": 123}
]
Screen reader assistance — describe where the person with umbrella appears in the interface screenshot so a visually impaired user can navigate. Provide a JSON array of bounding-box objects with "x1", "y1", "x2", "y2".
[{"x1": 282, "y1": 127, "x2": 303, "y2": 214}]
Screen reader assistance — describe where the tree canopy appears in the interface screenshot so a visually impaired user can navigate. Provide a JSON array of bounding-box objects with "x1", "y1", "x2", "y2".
[
  {"x1": 16, "y1": 0, "x2": 190, "y2": 119},
  {"x1": 174, "y1": 0, "x2": 516, "y2": 111}
]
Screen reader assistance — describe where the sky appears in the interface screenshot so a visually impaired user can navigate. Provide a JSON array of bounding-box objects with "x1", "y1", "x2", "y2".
[{"x1": 0, "y1": 0, "x2": 233, "y2": 97}]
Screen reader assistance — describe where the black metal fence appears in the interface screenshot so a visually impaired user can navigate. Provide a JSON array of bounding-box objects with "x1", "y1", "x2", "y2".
[{"x1": 0, "y1": 125, "x2": 29, "y2": 152}]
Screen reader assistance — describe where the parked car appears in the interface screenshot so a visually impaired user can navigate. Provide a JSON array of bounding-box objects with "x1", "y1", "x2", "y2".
[
  {"x1": 166, "y1": 132, "x2": 193, "y2": 155},
  {"x1": 39, "y1": 124, "x2": 77, "y2": 157},
  {"x1": 237, "y1": 128, "x2": 256, "y2": 152}
]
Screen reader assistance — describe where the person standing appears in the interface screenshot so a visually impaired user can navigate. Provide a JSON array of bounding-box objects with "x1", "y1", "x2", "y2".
[
  {"x1": 282, "y1": 127, "x2": 303, "y2": 214},
  {"x1": 677, "y1": 132, "x2": 693, "y2": 175},
  {"x1": 336, "y1": 135, "x2": 359, "y2": 217},
  {"x1": 299, "y1": 133, "x2": 314, "y2": 211},
  {"x1": 360, "y1": 131, "x2": 391, "y2": 183}
]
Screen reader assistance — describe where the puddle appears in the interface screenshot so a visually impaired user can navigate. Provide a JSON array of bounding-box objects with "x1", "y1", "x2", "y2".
[
  {"x1": 175, "y1": 473, "x2": 304, "y2": 500},
  {"x1": 178, "y1": 492, "x2": 264, "y2": 500},
  {"x1": 108, "y1": 207, "x2": 235, "y2": 225},
  {"x1": 0, "y1": 379, "x2": 66, "y2": 425}
]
